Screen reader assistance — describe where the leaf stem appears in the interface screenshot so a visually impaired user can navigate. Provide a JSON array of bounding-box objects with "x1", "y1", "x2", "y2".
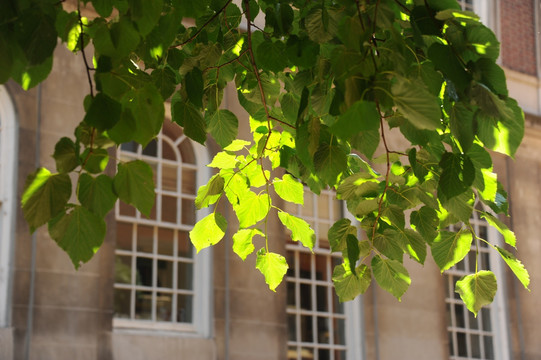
[
  {"x1": 175, "y1": 0, "x2": 234, "y2": 48},
  {"x1": 77, "y1": 1, "x2": 94, "y2": 98}
]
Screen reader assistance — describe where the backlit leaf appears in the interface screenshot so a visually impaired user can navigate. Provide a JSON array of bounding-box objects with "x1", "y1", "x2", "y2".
[
  {"x1": 455, "y1": 271, "x2": 497, "y2": 316},
  {"x1": 232, "y1": 228, "x2": 263, "y2": 261},
  {"x1": 273, "y1": 174, "x2": 304, "y2": 205},
  {"x1": 256, "y1": 249, "x2": 288, "y2": 291},
  {"x1": 431, "y1": 230, "x2": 473, "y2": 272},
  {"x1": 496, "y1": 246, "x2": 530, "y2": 290},
  {"x1": 372, "y1": 256, "x2": 411, "y2": 301},
  {"x1": 190, "y1": 212, "x2": 227, "y2": 252},
  {"x1": 113, "y1": 160, "x2": 155, "y2": 216},
  {"x1": 278, "y1": 211, "x2": 315, "y2": 250},
  {"x1": 333, "y1": 263, "x2": 371, "y2": 302}
]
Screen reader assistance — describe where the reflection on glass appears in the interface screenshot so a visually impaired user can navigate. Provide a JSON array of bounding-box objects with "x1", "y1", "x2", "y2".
[
  {"x1": 177, "y1": 295, "x2": 193, "y2": 323},
  {"x1": 178, "y1": 262, "x2": 193, "y2": 290},
  {"x1": 114, "y1": 289, "x2": 131, "y2": 319},
  {"x1": 135, "y1": 291, "x2": 152, "y2": 320},
  {"x1": 156, "y1": 292, "x2": 172, "y2": 321}
]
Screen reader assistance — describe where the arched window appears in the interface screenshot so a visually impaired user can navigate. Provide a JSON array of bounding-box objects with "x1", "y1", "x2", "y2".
[
  {"x1": 445, "y1": 206, "x2": 510, "y2": 360},
  {"x1": 0, "y1": 86, "x2": 18, "y2": 328},
  {"x1": 285, "y1": 189, "x2": 363, "y2": 360},
  {"x1": 113, "y1": 123, "x2": 212, "y2": 335}
]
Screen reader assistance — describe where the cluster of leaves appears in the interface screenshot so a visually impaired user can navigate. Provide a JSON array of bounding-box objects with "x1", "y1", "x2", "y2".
[{"x1": 2, "y1": 0, "x2": 530, "y2": 315}]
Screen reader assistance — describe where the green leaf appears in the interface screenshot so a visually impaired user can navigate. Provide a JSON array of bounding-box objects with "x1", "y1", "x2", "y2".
[
  {"x1": 373, "y1": 229, "x2": 405, "y2": 262},
  {"x1": 431, "y1": 230, "x2": 473, "y2": 272},
  {"x1": 256, "y1": 39, "x2": 288, "y2": 73},
  {"x1": 207, "y1": 109, "x2": 239, "y2": 148},
  {"x1": 53, "y1": 137, "x2": 79, "y2": 173},
  {"x1": 331, "y1": 101, "x2": 380, "y2": 139},
  {"x1": 0, "y1": 34, "x2": 13, "y2": 83},
  {"x1": 209, "y1": 152, "x2": 237, "y2": 169},
  {"x1": 328, "y1": 218, "x2": 357, "y2": 252},
  {"x1": 185, "y1": 68, "x2": 204, "y2": 108},
  {"x1": 351, "y1": 129, "x2": 380, "y2": 159},
  {"x1": 171, "y1": 95, "x2": 207, "y2": 145},
  {"x1": 438, "y1": 152, "x2": 475, "y2": 199},
  {"x1": 84, "y1": 92, "x2": 121, "y2": 131},
  {"x1": 234, "y1": 192, "x2": 271, "y2": 228},
  {"x1": 313, "y1": 142, "x2": 348, "y2": 186},
  {"x1": 495, "y1": 246, "x2": 530, "y2": 290},
  {"x1": 278, "y1": 211, "x2": 315, "y2": 250},
  {"x1": 402, "y1": 229, "x2": 427, "y2": 264},
  {"x1": 16, "y1": 8, "x2": 57, "y2": 65},
  {"x1": 232, "y1": 228, "x2": 263, "y2": 261},
  {"x1": 77, "y1": 173, "x2": 117, "y2": 217},
  {"x1": 410, "y1": 206, "x2": 439, "y2": 243},
  {"x1": 189, "y1": 212, "x2": 227, "y2": 252},
  {"x1": 151, "y1": 67, "x2": 177, "y2": 100},
  {"x1": 273, "y1": 174, "x2": 304, "y2": 205},
  {"x1": 92, "y1": 0, "x2": 113, "y2": 17},
  {"x1": 125, "y1": 85, "x2": 164, "y2": 147},
  {"x1": 256, "y1": 248, "x2": 288, "y2": 292},
  {"x1": 113, "y1": 160, "x2": 155, "y2": 216},
  {"x1": 477, "y1": 97, "x2": 524, "y2": 158},
  {"x1": 345, "y1": 234, "x2": 360, "y2": 273},
  {"x1": 48, "y1": 206, "x2": 106, "y2": 269},
  {"x1": 195, "y1": 174, "x2": 224, "y2": 209},
  {"x1": 93, "y1": 19, "x2": 140, "y2": 58},
  {"x1": 392, "y1": 77, "x2": 442, "y2": 130},
  {"x1": 455, "y1": 271, "x2": 497, "y2": 316},
  {"x1": 449, "y1": 102, "x2": 475, "y2": 152},
  {"x1": 81, "y1": 148, "x2": 109, "y2": 174},
  {"x1": 480, "y1": 213, "x2": 516, "y2": 248},
  {"x1": 21, "y1": 168, "x2": 72, "y2": 231},
  {"x1": 332, "y1": 263, "x2": 371, "y2": 302},
  {"x1": 371, "y1": 256, "x2": 411, "y2": 301},
  {"x1": 128, "y1": 0, "x2": 163, "y2": 36}
]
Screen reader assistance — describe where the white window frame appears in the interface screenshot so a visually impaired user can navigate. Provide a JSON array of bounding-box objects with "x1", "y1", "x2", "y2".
[
  {"x1": 285, "y1": 189, "x2": 363, "y2": 360},
  {"x1": 0, "y1": 86, "x2": 18, "y2": 328},
  {"x1": 445, "y1": 210, "x2": 510, "y2": 360},
  {"x1": 113, "y1": 130, "x2": 213, "y2": 337}
]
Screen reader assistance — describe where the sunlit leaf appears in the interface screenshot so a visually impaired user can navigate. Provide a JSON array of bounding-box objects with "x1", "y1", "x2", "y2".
[
  {"x1": 455, "y1": 271, "x2": 497, "y2": 316},
  {"x1": 256, "y1": 248, "x2": 288, "y2": 291}
]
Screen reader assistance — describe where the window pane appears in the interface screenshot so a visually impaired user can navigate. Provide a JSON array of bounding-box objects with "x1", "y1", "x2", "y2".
[
  {"x1": 114, "y1": 289, "x2": 131, "y2": 319},
  {"x1": 136, "y1": 257, "x2": 153, "y2": 287},
  {"x1": 115, "y1": 256, "x2": 132, "y2": 284},
  {"x1": 136, "y1": 226, "x2": 153, "y2": 253},
  {"x1": 178, "y1": 262, "x2": 193, "y2": 290},
  {"x1": 116, "y1": 222, "x2": 133, "y2": 251},
  {"x1": 157, "y1": 292, "x2": 172, "y2": 321},
  {"x1": 177, "y1": 295, "x2": 193, "y2": 323},
  {"x1": 157, "y1": 260, "x2": 173, "y2": 288},
  {"x1": 157, "y1": 228, "x2": 174, "y2": 256},
  {"x1": 162, "y1": 195, "x2": 178, "y2": 223},
  {"x1": 135, "y1": 291, "x2": 152, "y2": 320}
]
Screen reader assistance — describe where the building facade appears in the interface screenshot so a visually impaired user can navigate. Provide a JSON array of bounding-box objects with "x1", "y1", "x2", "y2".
[{"x1": 1, "y1": 0, "x2": 541, "y2": 359}]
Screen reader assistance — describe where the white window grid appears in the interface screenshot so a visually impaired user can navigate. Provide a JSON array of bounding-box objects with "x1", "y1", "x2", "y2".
[
  {"x1": 285, "y1": 189, "x2": 349, "y2": 360},
  {"x1": 113, "y1": 130, "x2": 200, "y2": 332},
  {"x1": 445, "y1": 206, "x2": 509, "y2": 360},
  {"x1": 459, "y1": 0, "x2": 475, "y2": 11},
  {"x1": 0, "y1": 86, "x2": 17, "y2": 328}
]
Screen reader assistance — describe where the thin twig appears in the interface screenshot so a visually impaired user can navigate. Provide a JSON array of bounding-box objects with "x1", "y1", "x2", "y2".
[
  {"x1": 77, "y1": 1, "x2": 94, "y2": 98},
  {"x1": 394, "y1": 0, "x2": 411, "y2": 14},
  {"x1": 203, "y1": 49, "x2": 249, "y2": 72},
  {"x1": 175, "y1": 0, "x2": 233, "y2": 48},
  {"x1": 371, "y1": 101, "x2": 392, "y2": 240}
]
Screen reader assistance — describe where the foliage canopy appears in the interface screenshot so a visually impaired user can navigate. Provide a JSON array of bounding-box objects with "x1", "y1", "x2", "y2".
[{"x1": 2, "y1": 0, "x2": 530, "y2": 314}]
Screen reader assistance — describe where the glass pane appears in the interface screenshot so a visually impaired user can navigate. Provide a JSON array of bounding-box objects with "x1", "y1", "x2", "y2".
[
  {"x1": 162, "y1": 195, "x2": 178, "y2": 223},
  {"x1": 481, "y1": 308, "x2": 492, "y2": 331},
  {"x1": 471, "y1": 334, "x2": 481, "y2": 358},
  {"x1": 162, "y1": 164, "x2": 178, "y2": 192},
  {"x1": 135, "y1": 290, "x2": 152, "y2": 320},
  {"x1": 334, "y1": 350, "x2": 346, "y2": 360},
  {"x1": 119, "y1": 200, "x2": 136, "y2": 217},
  {"x1": 288, "y1": 314, "x2": 297, "y2": 341},
  {"x1": 456, "y1": 259, "x2": 465, "y2": 271},
  {"x1": 315, "y1": 256, "x2": 328, "y2": 281},
  {"x1": 468, "y1": 309, "x2": 479, "y2": 330},
  {"x1": 178, "y1": 231, "x2": 193, "y2": 258},
  {"x1": 300, "y1": 315, "x2": 313, "y2": 342},
  {"x1": 484, "y1": 336, "x2": 494, "y2": 360},
  {"x1": 316, "y1": 285, "x2": 328, "y2": 312},
  {"x1": 457, "y1": 332, "x2": 467, "y2": 357},
  {"x1": 301, "y1": 193, "x2": 314, "y2": 217},
  {"x1": 120, "y1": 141, "x2": 138, "y2": 153},
  {"x1": 113, "y1": 289, "x2": 131, "y2": 319},
  {"x1": 287, "y1": 347, "x2": 298, "y2": 360},
  {"x1": 178, "y1": 138, "x2": 196, "y2": 164},
  {"x1": 136, "y1": 257, "x2": 153, "y2": 287},
  {"x1": 136, "y1": 226, "x2": 154, "y2": 253},
  {"x1": 162, "y1": 139, "x2": 177, "y2": 161},
  {"x1": 181, "y1": 198, "x2": 196, "y2": 225},
  {"x1": 300, "y1": 348, "x2": 313, "y2": 360},
  {"x1": 156, "y1": 292, "x2": 172, "y2": 321},
  {"x1": 455, "y1": 304, "x2": 465, "y2": 328},
  {"x1": 318, "y1": 193, "x2": 330, "y2": 219},
  {"x1": 481, "y1": 252, "x2": 490, "y2": 270},
  {"x1": 300, "y1": 283, "x2": 312, "y2": 310},
  {"x1": 318, "y1": 349, "x2": 330, "y2": 360},
  {"x1": 178, "y1": 261, "x2": 193, "y2": 290},
  {"x1": 115, "y1": 256, "x2": 132, "y2": 284},
  {"x1": 157, "y1": 260, "x2": 173, "y2": 288},
  {"x1": 317, "y1": 317, "x2": 330, "y2": 343},
  {"x1": 116, "y1": 222, "x2": 133, "y2": 251},
  {"x1": 318, "y1": 222, "x2": 330, "y2": 249},
  {"x1": 334, "y1": 318, "x2": 346, "y2": 345},
  {"x1": 299, "y1": 252, "x2": 311, "y2": 279},
  {"x1": 157, "y1": 228, "x2": 174, "y2": 256},
  {"x1": 467, "y1": 252, "x2": 477, "y2": 272},
  {"x1": 446, "y1": 303, "x2": 452, "y2": 326},
  {"x1": 177, "y1": 295, "x2": 193, "y2": 323},
  {"x1": 332, "y1": 290, "x2": 344, "y2": 314},
  {"x1": 142, "y1": 140, "x2": 157, "y2": 157},
  {"x1": 287, "y1": 281, "x2": 296, "y2": 307},
  {"x1": 448, "y1": 332, "x2": 454, "y2": 356},
  {"x1": 182, "y1": 168, "x2": 197, "y2": 194}
]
